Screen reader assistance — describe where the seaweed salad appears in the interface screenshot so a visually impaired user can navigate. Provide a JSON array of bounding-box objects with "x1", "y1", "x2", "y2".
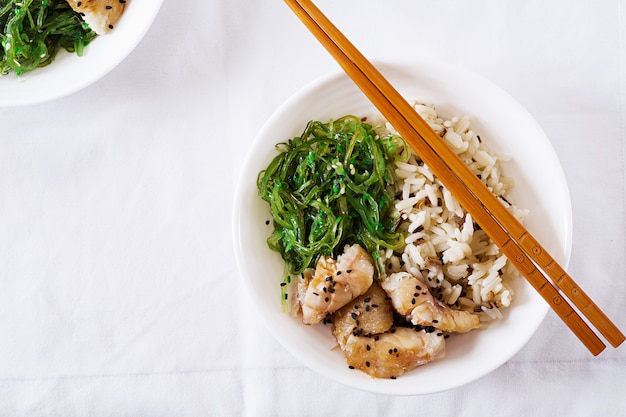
[
  {"x1": 257, "y1": 115, "x2": 410, "y2": 277},
  {"x1": 0, "y1": 0, "x2": 96, "y2": 76}
]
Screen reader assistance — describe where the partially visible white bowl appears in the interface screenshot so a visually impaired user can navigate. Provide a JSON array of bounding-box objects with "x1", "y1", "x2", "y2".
[
  {"x1": 0, "y1": 0, "x2": 164, "y2": 106},
  {"x1": 232, "y1": 60, "x2": 572, "y2": 395}
]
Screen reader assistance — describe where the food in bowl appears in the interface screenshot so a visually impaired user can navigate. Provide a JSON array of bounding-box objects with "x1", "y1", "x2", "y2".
[
  {"x1": 257, "y1": 102, "x2": 526, "y2": 378},
  {"x1": 0, "y1": 0, "x2": 127, "y2": 76}
]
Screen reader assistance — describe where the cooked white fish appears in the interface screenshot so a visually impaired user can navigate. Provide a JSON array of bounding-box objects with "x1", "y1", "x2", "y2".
[
  {"x1": 66, "y1": 0, "x2": 127, "y2": 35},
  {"x1": 283, "y1": 268, "x2": 314, "y2": 317},
  {"x1": 331, "y1": 282, "x2": 445, "y2": 378},
  {"x1": 381, "y1": 271, "x2": 480, "y2": 333},
  {"x1": 331, "y1": 281, "x2": 394, "y2": 345},
  {"x1": 336, "y1": 326, "x2": 446, "y2": 379},
  {"x1": 301, "y1": 244, "x2": 374, "y2": 325}
]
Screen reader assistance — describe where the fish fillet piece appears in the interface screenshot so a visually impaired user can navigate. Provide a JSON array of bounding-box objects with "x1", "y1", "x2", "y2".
[
  {"x1": 283, "y1": 268, "x2": 314, "y2": 317},
  {"x1": 337, "y1": 327, "x2": 446, "y2": 379},
  {"x1": 65, "y1": 0, "x2": 127, "y2": 34},
  {"x1": 301, "y1": 244, "x2": 374, "y2": 325},
  {"x1": 381, "y1": 272, "x2": 480, "y2": 333},
  {"x1": 331, "y1": 282, "x2": 445, "y2": 378},
  {"x1": 331, "y1": 282, "x2": 394, "y2": 346}
]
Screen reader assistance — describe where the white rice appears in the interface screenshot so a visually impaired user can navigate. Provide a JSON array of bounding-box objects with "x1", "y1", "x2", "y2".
[{"x1": 378, "y1": 103, "x2": 528, "y2": 322}]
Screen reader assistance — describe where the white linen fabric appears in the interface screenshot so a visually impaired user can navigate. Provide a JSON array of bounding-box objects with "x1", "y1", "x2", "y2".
[{"x1": 1, "y1": 0, "x2": 625, "y2": 415}]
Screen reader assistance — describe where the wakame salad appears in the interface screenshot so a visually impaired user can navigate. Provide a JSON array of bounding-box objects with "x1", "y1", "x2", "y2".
[
  {"x1": 0, "y1": 0, "x2": 96, "y2": 76},
  {"x1": 257, "y1": 115, "x2": 409, "y2": 277}
]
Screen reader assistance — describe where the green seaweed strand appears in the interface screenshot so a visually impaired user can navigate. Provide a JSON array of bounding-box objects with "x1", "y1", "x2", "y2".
[
  {"x1": 0, "y1": 0, "x2": 96, "y2": 76},
  {"x1": 258, "y1": 115, "x2": 410, "y2": 276}
]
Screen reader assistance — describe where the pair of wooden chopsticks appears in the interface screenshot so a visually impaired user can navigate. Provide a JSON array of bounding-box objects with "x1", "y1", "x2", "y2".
[{"x1": 284, "y1": 0, "x2": 624, "y2": 355}]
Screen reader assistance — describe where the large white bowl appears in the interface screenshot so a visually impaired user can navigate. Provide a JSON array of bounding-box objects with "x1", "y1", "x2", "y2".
[
  {"x1": 0, "y1": 0, "x2": 164, "y2": 106},
  {"x1": 232, "y1": 60, "x2": 572, "y2": 395}
]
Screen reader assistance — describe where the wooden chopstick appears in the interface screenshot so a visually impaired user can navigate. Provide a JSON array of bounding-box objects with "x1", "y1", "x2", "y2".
[{"x1": 285, "y1": 0, "x2": 625, "y2": 354}]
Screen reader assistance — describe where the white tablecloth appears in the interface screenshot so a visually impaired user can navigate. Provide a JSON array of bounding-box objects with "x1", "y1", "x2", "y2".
[{"x1": 1, "y1": 0, "x2": 625, "y2": 415}]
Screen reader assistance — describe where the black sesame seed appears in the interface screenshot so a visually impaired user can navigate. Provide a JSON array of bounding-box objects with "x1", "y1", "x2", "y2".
[
  {"x1": 365, "y1": 361, "x2": 370, "y2": 367},
  {"x1": 411, "y1": 298, "x2": 416, "y2": 305},
  {"x1": 77, "y1": 1, "x2": 82, "y2": 5},
  {"x1": 366, "y1": 345, "x2": 371, "y2": 351},
  {"x1": 105, "y1": 5, "x2": 112, "y2": 9},
  {"x1": 108, "y1": 24, "x2": 114, "y2": 29},
  {"x1": 432, "y1": 319, "x2": 439, "y2": 323},
  {"x1": 265, "y1": 220, "x2": 270, "y2": 225},
  {"x1": 364, "y1": 297, "x2": 371, "y2": 303},
  {"x1": 336, "y1": 271, "x2": 342, "y2": 275},
  {"x1": 324, "y1": 297, "x2": 329, "y2": 302},
  {"x1": 280, "y1": 282, "x2": 286, "y2": 287},
  {"x1": 390, "y1": 376, "x2": 397, "y2": 380},
  {"x1": 348, "y1": 365, "x2": 355, "y2": 369},
  {"x1": 388, "y1": 349, "x2": 393, "y2": 354},
  {"x1": 444, "y1": 334, "x2": 451, "y2": 339},
  {"x1": 346, "y1": 269, "x2": 352, "y2": 273}
]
